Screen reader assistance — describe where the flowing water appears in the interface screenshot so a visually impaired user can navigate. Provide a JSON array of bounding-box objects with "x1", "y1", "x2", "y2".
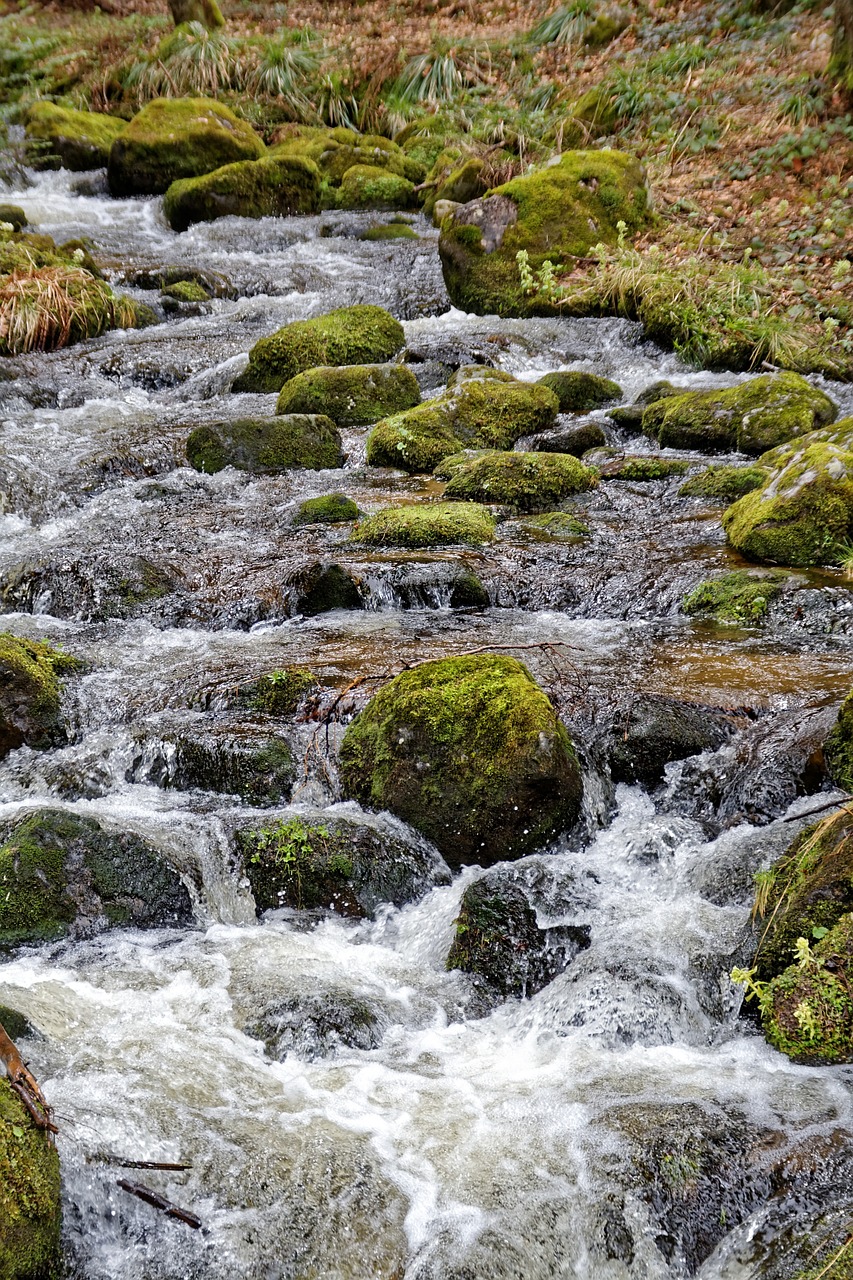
[{"x1": 2, "y1": 167, "x2": 853, "y2": 1280}]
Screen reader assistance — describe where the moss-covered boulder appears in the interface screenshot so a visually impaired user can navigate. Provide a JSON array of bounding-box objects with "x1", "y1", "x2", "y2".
[
  {"x1": 537, "y1": 370, "x2": 622, "y2": 412},
  {"x1": 530, "y1": 422, "x2": 607, "y2": 457},
  {"x1": 186, "y1": 414, "x2": 343, "y2": 475},
  {"x1": 519, "y1": 511, "x2": 591, "y2": 539},
  {"x1": 350, "y1": 502, "x2": 495, "y2": 548},
  {"x1": 359, "y1": 223, "x2": 419, "y2": 241},
  {"x1": 642, "y1": 373, "x2": 837, "y2": 454},
  {"x1": 0, "y1": 634, "x2": 80, "y2": 761},
  {"x1": 444, "y1": 450, "x2": 598, "y2": 512},
  {"x1": 236, "y1": 812, "x2": 450, "y2": 917},
  {"x1": 825, "y1": 688, "x2": 853, "y2": 793},
  {"x1": 162, "y1": 279, "x2": 209, "y2": 303},
  {"x1": 285, "y1": 561, "x2": 364, "y2": 615},
  {"x1": 169, "y1": 727, "x2": 295, "y2": 806},
  {"x1": 24, "y1": 102, "x2": 126, "y2": 171},
  {"x1": 438, "y1": 149, "x2": 649, "y2": 316},
  {"x1": 760, "y1": 914, "x2": 853, "y2": 1065},
  {"x1": 293, "y1": 493, "x2": 360, "y2": 525},
  {"x1": 0, "y1": 809, "x2": 192, "y2": 951},
  {"x1": 366, "y1": 377, "x2": 559, "y2": 473},
  {"x1": 336, "y1": 166, "x2": 417, "y2": 211},
  {"x1": 608, "y1": 379, "x2": 687, "y2": 429},
  {"x1": 0, "y1": 205, "x2": 27, "y2": 232},
  {"x1": 272, "y1": 130, "x2": 423, "y2": 187},
  {"x1": 276, "y1": 363, "x2": 420, "y2": 426},
  {"x1": 722, "y1": 439, "x2": 853, "y2": 567},
  {"x1": 682, "y1": 569, "x2": 790, "y2": 626},
  {"x1": 679, "y1": 464, "x2": 768, "y2": 503},
  {"x1": 600, "y1": 456, "x2": 689, "y2": 481},
  {"x1": 446, "y1": 871, "x2": 573, "y2": 999},
  {"x1": 338, "y1": 654, "x2": 583, "y2": 867},
  {"x1": 431, "y1": 157, "x2": 487, "y2": 213},
  {"x1": 108, "y1": 98, "x2": 264, "y2": 197},
  {"x1": 234, "y1": 304, "x2": 405, "y2": 394},
  {"x1": 0, "y1": 1078, "x2": 61, "y2": 1280},
  {"x1": 163, "y1": 154, "x2": 320, "y2": 231}
]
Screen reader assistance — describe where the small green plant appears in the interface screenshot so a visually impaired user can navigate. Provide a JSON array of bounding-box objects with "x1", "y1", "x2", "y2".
[{"x1": 247, "y1": 818, "x2": 329, "y2": 907}]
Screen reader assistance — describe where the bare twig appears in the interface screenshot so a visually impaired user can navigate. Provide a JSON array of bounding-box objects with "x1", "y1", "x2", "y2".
[
  {"x1": 117, "y1": 1180, "x2": 203, "y2": 1230},
  {"x1": 0, "y1": 1022, "x2": 57, "y2": 1136}
]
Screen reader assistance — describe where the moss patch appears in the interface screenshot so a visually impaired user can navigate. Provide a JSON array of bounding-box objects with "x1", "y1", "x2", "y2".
[
  {"x1": 25, "y1": 101, "x2": 125, "y2": 171},
  {"x1": 351, "y1": 502, "x2": 495, "y2": 548},
  {"x1": 162, "y1": 279, "x2": 209, "y2": 303},
  {"x1": 444, "y1": 450, "x2": 598, "y2": 512},
  {"x1": 537, "y1": 370, "x2": 622, "y2": 412},
  {"x1": 236, "y1": 667, "x2": 318, "y2": 715},
  {"x1": 339, "y1": 654, "x2": 583, "y2": 866},
  {"x1": 761, "y1": 915, "x2": 853, "y2": 1064},
  {"x1": 601, "y1": 456, "x2": 690, "y2": 481},
  {"x1": 682, "y1": 569, "x2": 789, "y2": 625},
  {"x1": 519, "y1": 511, "x2": 591, "y2": 538},
  {"x1": 163, "y1": 154, "x2": 321, "y2": 231},
  {"x1": 0, "y1": 1078, "x2": 61, "y2": 1280},
  {"x1": 0, "y1": 633, "x2": 80, "y2": 760},
  {"x1": 276, "y1": 363, "x2": 420, "y2": 426},
  {"x1": 234, "y1": 304, "x2": 404, "y2": 394},
  {"x1": 293, "y1": 493, "x2": 360, "y2": 525},
  {"x1": 679, "y1": 465, "x2": 768, "y2": 503},
  {"x1": 825, "y1": 688, "x2": 853, "y2": 793},
  {"x1": 359, "y1": 224, "x2": 419, "y2": 241},
  {"x1": 186, "y1": 414, "x2": 343, "y2": 474},
  {"x1": 336, "y1": 165, "x2": 417, "y2": 211}
]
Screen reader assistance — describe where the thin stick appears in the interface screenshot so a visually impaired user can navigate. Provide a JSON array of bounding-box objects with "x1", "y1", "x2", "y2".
[
  {"x1": 781, "y1": 795, "x2": 853, "y2": 823},
  {"x1": 117, "y1": 1180, "x2": 202, "y2": 1230}
]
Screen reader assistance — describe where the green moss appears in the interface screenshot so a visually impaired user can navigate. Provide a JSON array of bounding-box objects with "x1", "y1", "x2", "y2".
[
  {"x1": 0, "y1": 205, "x2": 27, "y2": 232},
  {"x1": 367, "y1": 402, "x2": 462, "y2": 473},
  {"x1": 537, "y1": 370, "x2": 622, "y2": 412},
  {"x1": 679, "y1": 464, "x2": 768, "y2": 503},
  {"x1": 338, "y1": 653, "x2": 583, "y2": 866},
  {"x1": 519, "y1": 511, "x2": 591, "y2": 538},
  {"x1": 602, "y1": 456, "x2": 689, "y2": 481},
  {"x1": 336, "y1": 165, "x2": 417, "y2": 211},
  {"x1": 444, "y1": 450, "x2": 598, "y2": 512},
  {"x1": 108, "y1": 97, "x2": 264, "y2": 197},
  {"x1": 359, "y1": 224, "x2": 419, "y2": 241},
  {"x1": 722, "y1": 440, "x2": 853, "y2": 567},
  {"x1": 434, "y1": 158, "x2": 485, "y2": 206},
  {"x1": 163, "y1": 155, "x2": 321, "y2": 231},
  {"x1": 446, "y1": 367, "x2": 516, "y2": 388},
  {"x1": 162, "y1": 279, "x2": 209, "y2": 303},
  {"x1": 642, "y1": 373, "x2": 837, "y2": 454},
  {"x1": 351, "y1": 502, "x2": 495, "y2": 548},
  {"x1": 293, "y1": 493, "x2": 360, "y2": 525},
  {"x1": 174, "y1": 732, "x2": 293, "y2": 805},
  {"x1": 761, "y1": 915, "x2": 853, "y2": 1064},
  {"x1": 24, "y1": 101, "x2": 126, "y2": 171},
  {"x1": 276, "y1": 363, "x2": 420, "y2": 426},
  {"x1": 682, "y1": 569, "x2": 789, "y2": 625},
  {"x1": 825, "y1": 688, "x2": 853, "y2": 792},
  {"x1": 186, "y1": 414, "x2": 343, "y2": 474},
  {"x1": 0, "y1": 633, "x2": 80, "y2": 759},
  {"x1": 234, "y1": 304, "x2": 405, "y2": 394},
  {"x1": 446, "y1": 874, "x2": 559, "y2": 998},
  {"x1": 240, "y1": 667, "x2": 317, "y2": 715},
  {"x1": 791, "y1": 1239, "x2": 853, "y2": 1280},
  {"x1": 439, "y1": 148, "x2": 649, "y2": 316},
  {"x1": 0, "y1": 1079, "x2": 61, "y2": 1280}
]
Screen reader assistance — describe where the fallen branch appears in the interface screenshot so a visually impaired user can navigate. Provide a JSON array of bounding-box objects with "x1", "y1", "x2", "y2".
[
  {"x1": 117, "y1": 1179, "x2": 202, "y2": 1230},
  {"x1": 95, "y1": 1155, "x2": 191, "y2": 1171},
  {"x1": 781, "y1": 795, "x2": 853, "y2": 822},
  {"x1": 0, "y1": 1021, "x2": 57, "y2": 1135}
]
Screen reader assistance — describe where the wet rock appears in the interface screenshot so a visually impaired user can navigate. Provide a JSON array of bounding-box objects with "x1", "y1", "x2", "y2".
[
  {"x1": 679, "y1": 463, "x2": 768, "y2": 503},
  {"x1": 276, "y1": 363, "x2": 420, "y2": 426},
  {"x1": 0, "y1": 1078, "x2": 61, "y2": 1280},
  {"x1": 537, "y1": 370, "x2": 622, "y2": 412},
  {"x1": 600, "y1": 456, "x2": 690, "y2": 481},
  {"x1": 166, "y1": 725, "x2": 295, "y2": 805},
  {"x1": 370, "y1": 561, "x2": 490, "y2": 609},
  {"x1": 161, "y1": 279, "x2": 209, "y2": 304},
  {"x1": 599, "y1": 693, "x2": 738, "y2": 789},
  {"x1": 186, "y1": 414, "x2": 343, "y2": 474},
  {"x1": 163, "y1": 154, "x2": 321, "y2": 231},
  {"x1": 246, "y1": 989, "x2": 386, "y2": 1059},
  {"x1": 0, "y1": 1004, "x2": 35, "y2": 1041},
  {"x1": 2, "y1": 553, "x2": 181, "y2": 624},
  {"x1": 230, "y1": 667, "x2": 318, "y2": 715},
  {"x1": 234, "y1": 304, "x2": 405, "y2": 394},
  {"x1": 120, "y1": 265, "x2": 235, "y2": 298},
  {"x1": 608, "y1": 379, "x2": 687, "y2": 428},
  {"x1": 0, "y1": 633, "x2": 80, "y2": 761},
  {"x1": 517, "y1": 511, "x2": 591, "y2": 538},
  {"x1": 24, "y1": 102, "x2": 126, "y2": 171},
  {"x1": 236, "y1": 810, "x2": 450, "y2": 917},
  {"x1": 336, "y1": 165, "x2": 417, "y2": 210},
  {"x1": 530, "y1": 421, "x2": 606, "y2": 456},
  {"x1": 642, "y1": 373, "x2": 837, "y2": 454},
  {"x1": 683, "y1": 569, "x2": 794, "y2": 626},
  {"x1": 293, "y1": 493, "x2": 360, "y2": 525},
  {"x1": 339, "y1": 654, "x2": 583, "y2": 867},
  {"x1": 446, "y1": 869, "x2": 587, "y2": 1000},
  {"x1": 439, "y1": 149, "x2": 649, "y2": 316},
  {"x1": 108, "y1": 97, "x2": 264, "y2": 197},
  {"x1": 351, "y1": 503, "x2": 496, "y2": 548},
  {"x1": 0, "y1": 809, "x2": 192, "y2": 951},
  {"x1": 367, "y1": 376, "x2": 558, "y2": 473},
  {"x1": 825, "y1": 686, "x2": 853, "y2": 791},
  {"x1": 443, "y1": 450, "x2": 598, "y2": 513},
  {"x1": 0, "y1": 204, "x2": 27, "y2": 232},
  {"x1": 286, "y1": 561, "x2": 364, "y2": 615}
]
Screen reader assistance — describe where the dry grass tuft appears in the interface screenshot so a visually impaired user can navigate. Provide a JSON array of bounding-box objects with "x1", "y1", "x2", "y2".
[{"x1": 0, "y1": 266, "x2": 137, "y2": 356}]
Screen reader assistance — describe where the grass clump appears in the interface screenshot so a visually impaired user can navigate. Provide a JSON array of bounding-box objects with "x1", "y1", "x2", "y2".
[
  {"x1": 351, "y1": 501, "x2": 496, "y2": 547},
  {"x1": 0, "y1": 256, "x2": 138, "y2": 356},
  {"x1": 682, "y1": 569, "x2": 789, "y2": 625}
]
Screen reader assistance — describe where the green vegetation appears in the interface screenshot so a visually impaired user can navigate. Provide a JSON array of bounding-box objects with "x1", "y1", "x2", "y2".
[
  {"x1": 679, "y1": 465, "x2": 768, "y2": 503},
  {"x1": 602, "y1": 456, "x2": 690, "y2": 481},
  {"x1": 186, "y1": 414, "x2": 343, "y2": 474},
  {"x1": 519, "y1": 511, "x2": 591, "y2": 538},
  {"x1": 234, "y1": 304, "x2": 405, "y2": 394},
  {"x1": 163, "y1": 154, "x2": 321, "y2": 230},
  {"x1": 339, "y1": 653, "x2": 583, "y2": 866},
  {"x1": 0, "y1": 633, "x2": 80, "y2": 759},
  {"x1": 359, "y1": 224, "x2": 419, "y2": 241},
  {"x1": 162, "y1": 279, "x2": 210, "y2": 303},
  {"x1": 293, "y1": 493, "x2": 360, "y2": 525},
  {"x1": 24, "y1": 101, "x2": 126, "y2": 170},
  {"x1": 682, "y1": 570, "x2": 789, "y2": 625},
  {"x1": 537, "y1": 370, "x2": 622, "y2": 412},
  {"x1": 825, "y1": 688, "x2": 853, "y2": 793},
  {"x1": 336, "y1": 165, "x2": 416, "y2": 210},
  {"x1": 238, "y1": 667, "x2": 317, "y2": 714},
  {"x1": 443, "y1": 450, "x2": 598, "y2": 512},
  {"x1": 351, "y1": 502, "x2": 496, "y2": 547},
  {"x1": 0, "y1": 1079, "x2": 61, "y2": 1280},
  {"x1": 276, "y1": 363, "x2": 420, "y2": 426}
]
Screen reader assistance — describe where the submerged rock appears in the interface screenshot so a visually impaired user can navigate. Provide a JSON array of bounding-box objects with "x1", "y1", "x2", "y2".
[
  {"x1": 338, "y1": 654, "x2": 583, "y2": 867},
  {"x1": 443, "y1": 450, "x2": 598, "y2": 512},
  {"x1": 169, "y1": 726, "x2": 295, "y2": 805},
  {"x1": 108, "y1": 97, "x2": 264, "y2": 197},
  {"x1": 682, "y1": 569, "x2": 792, "y2": 626},
  {"x1": 234, "y1": 304, "x2": 405, "y2": 394},
  {"x1": 537, "y1": 371, "x2": 622, "y2": 412},
  {"x1": 439, "y1": 149, "x2": 649, "y2": 316},
  {"x1": 0, "y1": 1078, "x2": 61, "y2": 1280},
  {"x1": 186, "y1": 414, "x2": 343, "y2": 474},
  {"x1": 679, "y1": 464, "x2": 768, "y2": 503},
  {"x1": 276, "y1": 363, "x2": 420, "y2": 426},
  {"x1": 351, "y1": 502, "x2": 496, "y2": 548},
  {"x1": 236, "y1": 810, "x2": 450, "y2": 917},
  {"x1": 24, "y1": 102, "x2": 126, "y2": 171},
  {"x1": 0, "y1": 633, "x2": 80, "y2": 761},
  {"x1": 246, "y1": 989, "x2": 386, "y2": 1059},
  {"x1": 599, "y1": 693, "x2": 737, "y2": 789},
  {"x1": 163, "y1": 154, "x2": 321, "y2": 231},
  {"x1": 0, "y1": 809, "x2": 192, "y2": 951}
]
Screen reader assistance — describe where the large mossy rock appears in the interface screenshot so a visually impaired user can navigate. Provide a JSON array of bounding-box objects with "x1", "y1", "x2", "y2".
[
  {"x1": 236, "y1": 811, "x2": 450, "y2": 917},
  {"x1": 679, "y1": 464, "x2": 768, "y2": 504},
  {"x1": 24, "y1": 102, "x2": 126, "y2": 171},
  {"x1": 825, "y1": 687, "x2": 853, "y2": 792},
  {"x1": 234, "y1": 305, "x2": 405, "y2": 394},
  {"x1": 443, "y1": 450, "x2": 598, "y2": 512},
  {"x1": 276, "y1": 363, "x2": 420, "y2": 425},
  {"x1": 0, "y1": 809, "x2": 192, "y2": 951},
  {"x1": 682, "y1": 569, "x2": 790, "y2": 626},
  {"x1": 350, "y1": 502, "x2": 496, "y2": 548},
  {"x1": 438, "y1": 149, "x2": 649, "y2": 317},
  {"x1": 338, "y1": 654, "x2": 583, "y2": 867},
  {"x1": 0, "y1": 1078, "x2": 61, "y2": 1280},
  {"x1": 0, "y1": 634, "x2": 80, "y2": 761},
  {"x1": 186, "y1": 414, "x2": 343, "y2": 474},
  {"x1": 163, "y1": 155, "x2": 321, "y2": 231},
  {"x1": 272, "y1": 128, "x2": 424, "y2": 187},
  {"x1": 366, "y1": 377, "x2": 559, "y2": 473},
  {"x1": 336, "y1": 165, "x2": 417, "y2": 211},
  {"x1": 537, "y1": 370, "x2": 622, "y2": 412},
  {"x1": 293, "y1": 493, "x2": 360, "y2": 526},
  {"x1": 108, "y1": 98, "x2": 264, "y2": 197},
  {"x1": 642, "y1": 373, "x2": 837, "y2": 454},
  {"x1": 722, "y1": 437, "x2": 853, "y2": 567}
]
